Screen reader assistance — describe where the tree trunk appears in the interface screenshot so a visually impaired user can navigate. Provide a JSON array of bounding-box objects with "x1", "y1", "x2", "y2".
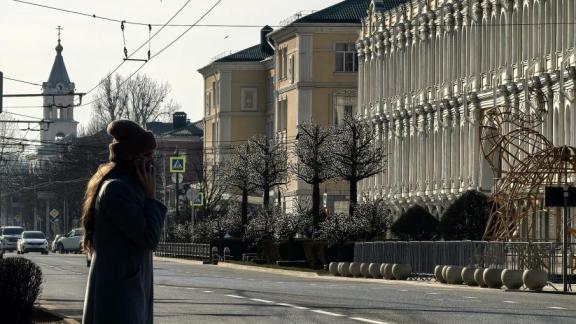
[
  {"x1": 263, "y1": 184, "x2": 270, "y2": 212},
  {"x1": 312, "y1": 179, "x2": 321, "y2": 231},
  {"x1": 349, "y1": 179, "x2": 357, "y2": 217},
  {"x1": 241, "y1": 188, "x2": 248, "y2": 229}
]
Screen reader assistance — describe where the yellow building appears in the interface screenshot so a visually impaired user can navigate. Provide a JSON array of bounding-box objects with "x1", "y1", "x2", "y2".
[{"x1": 199, "y1": 0, "x2": 370, "y2": 212}]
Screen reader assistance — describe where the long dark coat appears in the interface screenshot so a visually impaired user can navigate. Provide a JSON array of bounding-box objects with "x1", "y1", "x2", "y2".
[{"x1": 83, "y1": 166, "x2": 166, "y2": 324}]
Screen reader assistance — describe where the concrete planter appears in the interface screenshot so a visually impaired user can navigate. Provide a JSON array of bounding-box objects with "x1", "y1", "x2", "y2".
[
  {"x1": 474, "y1": 268, "x2": 487, "y2": 287},
  {"x1": 381, "y1": 263, "x2": 394, "y2": 279},
  {"x1": 360, "y1": 263, "x2": 370, "y2": 278},
  {"x1": 369, "y1": 263, "x2": 382, "y2": 278},
  {"x1": 349, "y1": 262, "x2": 362, "y2": 277},
  {"x1": 523, "y1": 269, "x2": 548, "y2": 291},
  {"x1": 445, "y1": 266, "x2": 463, "y2": 284},
  {"x1": 329, "y1": 262, "x2": 339, "y2": 276},
  {"x1": 501, "y1": 269, "x2": 524, "y2": 290},
  {"x1": 338, "y1": 262, "x2": 351, "y2": 277},
  {"x1": 483, "y1": 268, "x2": 503, "y2": 289},
  {"x1": 392, "y1": 264, "x2": 412, "y2": 280},
  {"x1": 461, "y1": 267, "x2": 478, "y2": 286},
  {"x1": 434, "y1": 265, "x2": 446, "y2": 283}
]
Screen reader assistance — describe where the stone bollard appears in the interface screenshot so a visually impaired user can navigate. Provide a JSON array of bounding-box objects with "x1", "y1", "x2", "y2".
[
  {"x1": 223, "y1": 247, "x2": 231, "y2": 261},
  {"x1": 461, "y1": 267, "x2": 478, "y2": 286},
  {"x1": 501, "y1": 269, "x2": 524, "y2": 290},
  {"x1": 483, "y1": 268, "x2": 503, "y2": 289},
  {"x1": 381, "y1": 263, "x2": 394, "y2": 280},
  {"x1": 523, "y1": 269, "x2": 548, "y2": 291},
  {"x1": 392, "y1": 264, "x2": 412, "y2": 280},
  {"x1": 329, "y1": 262, "x2": 339, "y2": 276},
  {"x1": 369, "y1": 263, "x2": 382, "y2": 278},
  {"x1": 434, "y1": 265, "x2": 446, "y2": 283},
  {"x1": 474, "y1": 268, "x2": 487, "y2": 287},
  {"x1": 445, "y1": 266, "x2": 463, "y2": 284},
  {"x1": 211, "y1": 246, "x2": 219, "y2": 264},
  {"x1": 338, "y1": 262, "x2": 351, "y2": 277},
  {"x1": 360, "y1": 263, "x2": 370, "y2": 278},
  {"x1": 349, "y1": 262, "x2": 362, "y2": 277}
]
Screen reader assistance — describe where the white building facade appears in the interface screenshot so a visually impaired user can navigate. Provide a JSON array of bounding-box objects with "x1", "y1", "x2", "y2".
[{"x1": 358, "y1": 0, "x2": 576, "y2": 217}]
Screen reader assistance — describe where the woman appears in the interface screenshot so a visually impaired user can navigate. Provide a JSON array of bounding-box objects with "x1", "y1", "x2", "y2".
[{"x1": 82, "y1": 120, "x2": 167, "y2": 324}]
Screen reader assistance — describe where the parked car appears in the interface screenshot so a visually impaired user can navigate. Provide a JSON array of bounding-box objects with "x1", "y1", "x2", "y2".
[
  {"x1": 56, "y1": 228, "x2": 84, "y2": 254},
  {"x1": 0, "y1": 226, "x2": 25, "y2": 252},
  {"x1": 51, "y1": 234, "x2": 65, "y2": 252},
  {"x1": 17, "y1": 231, "x2": 49, "y2": 254}
]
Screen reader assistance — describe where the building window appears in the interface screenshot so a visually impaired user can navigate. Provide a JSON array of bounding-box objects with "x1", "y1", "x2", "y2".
[
  {"x1": 288, "y1": 55, "x2": 295, "y2": 83},
  {"x1": 241, "y1": 88, "x2": 258, "y2": 111},
  {"x1": 333, "y1": 92, "x2": 357, "y2": 126},
  {"x1": 278, "y1": 48, "x2": 289, "y2": 80},
  {"x1": 212, "y1": 81, "x2": 217, "y2": 108},
  {"x1": 205, "y1": 92, "x2": 212, "y2": 115},
  {"x1": 335, "y1": 43, "x2": 358, "y2": 72},
  {"x1": 277, "y1": 98, "x2": 288, "y2": 132}
]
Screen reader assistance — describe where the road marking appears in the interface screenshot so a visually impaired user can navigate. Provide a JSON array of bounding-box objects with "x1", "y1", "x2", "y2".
[
  {"x1": 311, "y1": 310, "x2": 345, "y2": 317},
  {"x1": 277, "y1": 303, "x2": 295, "y2": 307},
  {"x1": 235, "y1": 277, "x2": 243, "y2": 280},
  {"x1": 186, "y1": 287, "x2": 196, "y2": 290},
  {"x1": 276, "y1": 281, "x2": 285, "y2": 284},
  {"x1": 310, "y1": 283, "x2": 317, "y2": 286},
  {"x1": 503, "y1": 301, "x2": 518, "y2": 304},
  {"x1": 426, "y1": 292, "x2": 439, "y2": 295},
  {"x1": 463, "y1": 296, "x2": 478, "y2": 299},
  {"x1": 250, "y1": 298, "x2": 275, "y2": 304},
  {"x1": 202, "y1": 290, "x2": 213, "y2": 293},
  {"x1": 185, "y1": 271, "x2": 191, "y2": 274},
  {"x1": 226, "y1": 295, "x2": 245, "y2": 299},
  {"x1": 350, "y1": 317, "x2": 392, "y2": 324},
  {"x1": 547, "y1": 306, "x2": 567, "y2": 310},
  {"x1": 398, "y1": 289, "x2": 409, "y2": 292}
]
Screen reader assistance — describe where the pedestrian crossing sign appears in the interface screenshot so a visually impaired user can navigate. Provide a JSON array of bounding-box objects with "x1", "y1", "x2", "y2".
[
  {"x1": 169, "y1": 156, "x2": 186, "y2": 173},
  {"x1": 191, "y1": 192, "x2": 204, "y2": 207}
]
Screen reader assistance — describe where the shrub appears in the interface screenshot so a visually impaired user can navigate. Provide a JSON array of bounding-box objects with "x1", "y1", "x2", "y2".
[
  {"x1": 391, "y1": 205, "x2": 439, "y2": 241},
  {"x1": 0, "y1": 257, "x2": 43, "y2": 323},
  {"x1": 439, "y1": 190, "x2": 491, "y2": 240},
  {"x1": 354, "y1": 198, "x2": 392, "y2": 241}
]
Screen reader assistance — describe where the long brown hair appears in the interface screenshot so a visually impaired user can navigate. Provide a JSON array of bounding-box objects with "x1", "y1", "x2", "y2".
[{"x1": 81, "y1": 162, "x2": 115, "y2": 254}]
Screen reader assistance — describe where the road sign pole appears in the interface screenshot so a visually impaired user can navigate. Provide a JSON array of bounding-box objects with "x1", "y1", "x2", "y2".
[
  {"x1": 563, "y1": 187, "x2": 569, "y2": 293},
  {"x1": 175, "y1": 149, "x2": 180, "y2": 220}
]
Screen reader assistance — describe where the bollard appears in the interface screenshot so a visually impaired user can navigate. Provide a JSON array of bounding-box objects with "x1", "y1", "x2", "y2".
[
  {"x1": 223, "y1": 247, "x2": 231, "y2": 261},
  {"x1": 211, "y1": 246, "x2": 219, "y2": 264}
]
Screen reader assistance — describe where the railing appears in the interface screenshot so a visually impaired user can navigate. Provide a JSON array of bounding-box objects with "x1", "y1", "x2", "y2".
[
  {"x1": 155, "y1": 242, "x2": 211, "y2": 261},
  {"x1": 279, "y1": 10, "x2": 316, "y2": 26},
  {"x1": 354, "y1": 241, "x2": 576, "y2": 282}
]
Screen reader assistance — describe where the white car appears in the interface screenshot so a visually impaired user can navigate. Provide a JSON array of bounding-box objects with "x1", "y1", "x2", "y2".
[
  {"x1": 56, "y1": 228, "x2": 84, "y2": 254},
  {"x1": 17, "y1": 231, "x2": 49, "y2": 254},
  {"x1": 0, "y1": 226, "x2": 25, "y2": 252},
  {"x1": 51, "y1": 234, "x2": 65, "y2": 252}
]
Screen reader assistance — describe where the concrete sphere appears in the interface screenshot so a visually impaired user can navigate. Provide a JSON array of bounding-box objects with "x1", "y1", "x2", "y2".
[
  {"x1": 360, "y1": 263, "x2": 370, "y2": 278},
  {"x1": 501, "y1": 269, "x2": 524, "y2": 290},
  {"x1": 474, "y1": 268, "x2": 486, "y2": 287},
  {"x1": 338, "y1": 262, "x2": 351, "y2": 276},
  {"x1": 523, "y1": 269, "x2": 548, "y2": 291},
  {"x1": 483, "y1": 268, "x2": 503, "y2": 289},
  {"x1": 381, "y1": 263, "x2": 394, "y2": 279},
  {"x1": 434, "y1": 265, "x2": 446, "y2": 283},
  {"x1": 329, "y1": 262, "x2": 339, "y2": 276},
  {"x1": 461, "y1": 267, "x2": 478, "y2": 286},
  {"x1": 445, "y1": 266, "x2": 463, "y2": 284},
  {"x1": 392, "y1": 264, "x2": 412, "y2": 280},
  {"x1": 349, "y1": 262, "x2": 362, "y2": 277},
  {"x1": 369, "y1": 263, "x2": 382, "y2": 278}
]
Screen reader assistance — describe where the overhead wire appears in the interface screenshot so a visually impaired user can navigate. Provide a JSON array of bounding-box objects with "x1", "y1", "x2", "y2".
[{"x1": 3, "y1": 76, "x2": 42, "y2": 87}]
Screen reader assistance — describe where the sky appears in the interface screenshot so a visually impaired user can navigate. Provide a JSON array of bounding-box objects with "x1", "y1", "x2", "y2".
[{"x1": 0, "y1": 0, "x2": 343, "y2": 136}]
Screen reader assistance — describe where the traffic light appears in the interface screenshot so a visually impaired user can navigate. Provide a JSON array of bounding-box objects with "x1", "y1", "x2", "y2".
[{"x1": 0, "y1": 71, "x2": 3, "y2": 113}]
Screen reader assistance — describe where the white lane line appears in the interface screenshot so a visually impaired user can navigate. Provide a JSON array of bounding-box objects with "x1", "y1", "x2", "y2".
[
  {"x1": 426, "y1": 292, "x2": 439, "y2": 295},
  {"x1": 310, "y1": 283, "x2": 318, "y2": 286},
  {"x1": 350, "y1": 317, "x2": 392, "y2": 324},
  {"x1": 202, "y1": 290, "x2": 213, "y2": 293},
  {"x1": 463, "y1": 296, "x2": 478, "y2": 299},
  {"x1": 226, "y1": 295, "x2": 246, "y2": 299},
  {"x1": 276, "y1": 303, "x2": 295, "y2": 307},
  {"x1": 311, "y1": 310, "x2": 345, "y2": 317},
  {"x1": 276, "y1": 281, "x2": 285, "y2": 284},
  {"x1": 186, "y1": 287, "x2": 196, "y2": 290},
  {"x1": 547, "y1": 306, "x2": 567, "y2": 310},
  {"x1": 250, "y1": 298, "x2": 275, "y2": 304},
  {"x1": 398, "y1": 289, "x2": 409, "y2": 292},
  {"x1": 235, "y1": 277, "x2": 243, "y2": 280},
  {"x1": 503, "y1": 301, "x2": 519, "y2": 304}
]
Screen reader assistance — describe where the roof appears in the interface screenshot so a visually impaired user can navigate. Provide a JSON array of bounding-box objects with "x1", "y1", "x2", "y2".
[
  {"x1": 293, "y1": 0, "x2": 372, "y2": 24},
  {"x1": 215, "y1": 44, "x2": 274, "y2": 63},
  {"x1": 146, "y1": 121, "x2": 203, "y2": 138},
  {"x1": 47, "y1": 41, "x2": 71, "y2": 86}
]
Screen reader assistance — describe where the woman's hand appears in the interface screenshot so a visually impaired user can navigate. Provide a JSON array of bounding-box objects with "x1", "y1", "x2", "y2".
[{"x1": 136, "y1": 159, "x2": 156, "y2": 199}]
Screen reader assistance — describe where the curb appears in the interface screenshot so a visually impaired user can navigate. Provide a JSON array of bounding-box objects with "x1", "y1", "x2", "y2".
[
  {"x1": 38, "y1": 304, "x2": 80, "y2": 324},
  {"x1": 154, "y1": 257, "x2": 560, "y2": 294}
]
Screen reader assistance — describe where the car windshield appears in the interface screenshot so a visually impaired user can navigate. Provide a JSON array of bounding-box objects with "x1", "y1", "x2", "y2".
[
  {"x1": 23, "y1": 232, "x2": 45, "y2": 239},
  {"x1": 3, "y1": 228, "x2": 23, "y2": 235}
]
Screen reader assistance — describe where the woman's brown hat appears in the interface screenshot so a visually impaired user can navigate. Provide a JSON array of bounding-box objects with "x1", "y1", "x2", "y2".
[{"x1": 107, "y1": 120, "x2": 157, "y2": 162}]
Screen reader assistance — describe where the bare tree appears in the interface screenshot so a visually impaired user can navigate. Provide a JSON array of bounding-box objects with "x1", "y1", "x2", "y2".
[
  {"x1": 224, "y1": 143, "x2": 258, "y2": 237},
  {"x1": 332, "y1": 114, "x2": 385, "y2": 216},
  {"x1": 193, "y1": 161, "x2": 228, "y2": 221},
  {"x1": 292, "y1": 123, "x2": 335, "y2": 231},
  {"x1": 85, "y1": 73, "x2": 179, "y2": 135},
  {"x1": 247, "y1": 135, "x2": 288, "y2": 211}
]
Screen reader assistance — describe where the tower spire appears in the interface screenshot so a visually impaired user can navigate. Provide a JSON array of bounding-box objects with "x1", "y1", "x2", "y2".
[{"x1": 55, "y1": 25, "x2": 63, "y2": 55}]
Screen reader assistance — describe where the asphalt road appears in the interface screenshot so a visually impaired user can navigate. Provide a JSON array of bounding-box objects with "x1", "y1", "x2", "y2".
[{"x1": 9, "y1": 252, "x2": 576, "y2": 324}]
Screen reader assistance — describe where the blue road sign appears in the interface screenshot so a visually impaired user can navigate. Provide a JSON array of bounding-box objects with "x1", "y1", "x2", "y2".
[{"x1": 170, "y1": 156, "x2": 186, "y2": 173}]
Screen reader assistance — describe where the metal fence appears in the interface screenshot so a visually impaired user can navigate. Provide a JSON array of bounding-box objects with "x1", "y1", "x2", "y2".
[
  {"x1": 354, "y1": 241, "x2": 576, "y2": 281},
  {"x1": 155, "y1": 242, "x2": 211, "y2": 260}
]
